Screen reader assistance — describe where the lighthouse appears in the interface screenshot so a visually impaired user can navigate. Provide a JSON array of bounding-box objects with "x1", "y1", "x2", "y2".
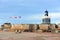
[{"x1": 42, "y1": 10, "x2": 50, "y2": 24}]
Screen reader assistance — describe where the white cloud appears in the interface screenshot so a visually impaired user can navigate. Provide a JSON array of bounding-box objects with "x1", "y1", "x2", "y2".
[
  {"x1": 49, "y1": 12, "x2": 60, "y2": 18},
  {"x1": 24, "y1": 14, "x2": 43, "y2": 20},
  {"x1": 26, "y1": 12, "x2": 60, "y2": 20},
  {"x1": 55, "y1": 21, "x2": 60, "y2": 24}
]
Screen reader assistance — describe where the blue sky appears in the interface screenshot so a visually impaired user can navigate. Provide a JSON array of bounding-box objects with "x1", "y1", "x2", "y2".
[{"x1": 0, "y1": 0, "x2": 60, "y2": 24}]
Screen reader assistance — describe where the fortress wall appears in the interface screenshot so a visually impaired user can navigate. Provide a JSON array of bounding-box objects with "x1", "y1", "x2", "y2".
[{"x1": 39, "y1": 24, "x2": 49, "y2": 30}]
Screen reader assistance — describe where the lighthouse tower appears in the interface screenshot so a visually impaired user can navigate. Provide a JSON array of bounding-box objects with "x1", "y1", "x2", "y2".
[{"x1": 42, "y1": 10, "x2": 50, "y2": 24}]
